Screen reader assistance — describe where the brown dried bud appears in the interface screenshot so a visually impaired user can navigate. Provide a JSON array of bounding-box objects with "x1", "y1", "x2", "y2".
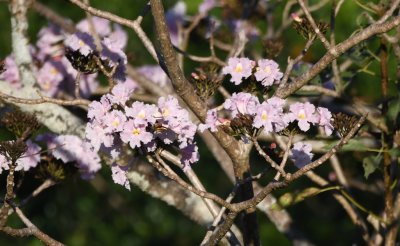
[
  {"x1": 332, "y1": 112, "x2": 358, "y2": 137},
  {"x1": 263, "y1": 39, "x2": 283, "y2": 58},
  {"x1": 2, "y1": 110, "x2": 40, "y2": 139},
  {"x1": 292, "y1": 16, "x2": 329, "y2": 40},
  {"x1": 230, "y1": 114, "x2": 254, "y2": 136},
  {"x1": 190, "y1": 64, "x2": 223, "y2": 100},
  {"x1": 36, "y1": 160, "x2": 68, "y2": 182},
  {"x1": 0, "y1": 140, "x2": 27, "y2": 164},
  {"x1": 0, "y1": 59, "x2": 5, "y2": 74},
  {"x1": 65, "y1": 47, "x2": 100, "y2": 74}
]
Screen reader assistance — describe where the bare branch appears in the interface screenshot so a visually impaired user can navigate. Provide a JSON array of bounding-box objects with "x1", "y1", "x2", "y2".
[{"x1": 275, "y1": 16, "x2": 400, "y2": 98}]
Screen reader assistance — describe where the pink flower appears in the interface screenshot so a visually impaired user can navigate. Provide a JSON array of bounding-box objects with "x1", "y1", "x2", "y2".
[
  {"x1": 222, "y1": 57, "x2": 254, "y2": 85},
  {"x1": 254, "y1": 59, "x2": 283, "y2": 87},
  {"x1": 88, "y1": 95, "x2": 111, "y2": 121},
  {"x1": 103, "y1": 110, "x2": 127, "y2": 133},
  {"x1": 36, "y1": 62, "x2": 63, "y2": 96},
  {"x1": 180, "y1": 143, "x2": 199, "y2": 170},
  {"x1": 77, "y1": 17, "x2": 111, "y2": 37},
  {"x1": 137, "y1": 65, "x2": 170, "y2": 87},
  {"x1": 64, "y1": 32, "x2": 96, "y2": 56},
  {"x1": 253, "y1": 102, "x2": 279, "y2": 133},
  {"x1": 125, "y1": 102, "x2": 157, "y2": 124},
  {"x1": 111, "y1": 163, "x2": 131, "y2": 190},
  {"x1": 288, "y1": 102, "x2": 317, "y2": 132},
  {"x1": 0, "y1": 56, "x2": 21, "y2": 89},
  {"x1": 36, "y1": 24, "x2": 65, "y2": 60},
  {"x1": 47, "y1": 135, "x2": 101, "y2": 178},
  {"x1": 16, "y1": 140, "x2": 41, "y2": 171},
  {"x1": 166, "y1": 1, "x2": 186, "y2": 46},
  {"x1": 290, "y1": 142, "x2": 313, "y2": 168},
  {"x1": 224, "y1": 92, "x2": 259, "y2": 117},
  {"x1": 107, "y1": 82, "x2": 134, "y2": 105},
  {"x1": 198, "y1": 108, "x2": 218, "y2": 132},
  {"x1": 316, "y1": 107, "x2": 334, "y2": 136},
  {"x1": 120, "y1": 119, "x2": 153, "y2": 149},
  {"x1": 85, "y1": 122, "x2": 114, "y2": 151}
]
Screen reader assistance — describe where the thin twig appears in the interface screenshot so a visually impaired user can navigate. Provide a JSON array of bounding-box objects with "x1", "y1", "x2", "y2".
[
  {"x1": 68, "y1": 0, "x2": 158, "y2": 62},
  {"x1": 297, "y1": 0, "x2": 331, "y2": 50},
  {"x1": 0, "y1": 90, "x2": 90, "y2": 106},
  {"x1": 252, "y1": 136, "x2": 287, "y2": 179},
  {"x1": 274, "y1": 133, "x2": 294, "y2": 180}
]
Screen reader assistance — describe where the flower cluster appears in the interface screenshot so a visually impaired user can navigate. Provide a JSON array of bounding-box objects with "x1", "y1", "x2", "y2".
[
  {"x1": 86, "y1": 83, "x2": 199, "y2": 189},
  {"x1": 1, "y1": 17, "x2": 134, "y2": 98},
  {"x1": 200, "y1": 92, "x2": 334, "y2": 137},
  {"x1": 222, "y1": 58, "x2": 283, "y2": 86}
]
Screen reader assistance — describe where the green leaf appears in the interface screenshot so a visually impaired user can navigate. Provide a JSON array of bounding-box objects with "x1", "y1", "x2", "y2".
[
  {"x1": 387, "y1": 96, "x2": 400, "y2": 124},
  {"x1": 389, "y1": 148, "x2": 400, "y2": 158},
  {"x1": 363, "y1": 155, "x2": 382, "y2": 179},
  {"x1": 323, "y1": 139, "x2": 375, "y2": 152}
]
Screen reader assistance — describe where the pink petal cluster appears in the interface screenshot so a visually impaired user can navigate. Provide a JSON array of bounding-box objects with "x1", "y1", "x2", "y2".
[
  {"x1": 111, "y1": 163, "x2": 131, "y2": 190},
  {"x1": 224, "y1": 92, "x2": 260, "y2": 117},
  {"x1": 222, "y1": 58, "x2": 254, "y2": 85},
  {"x1": 0, "y1": 56, "x2": 21, "y2": 89},
  {"x1": 166, "y1": 1, "x2": 186, "y2": 46},
  {"x1": 137, "y1": 65, "x2": 170, "y2": 87},
  {"x1": 287, "y1": 102, "x2": 318, "y2": 132},
  {"x1": 290, "y1": 142, "x2": 313, "y2": 168},
  {"x1": 2, "y1": 18, "x2": 133, "y2": 99},
  {"x1": 198, "y1": 108, "x2": 219, "y2": 132},
  {"x1": 202, "y1": 93, "x2": 334, "y2": 138},
  {"x1": 38, "y1": 134, "x2": 101, "y2": 179},
  {"x1": 254, "y1": 59, "x2": 283, "y2": 87},
  {"x1": 0, "y1": 140, "x2": 42, "y2": 174},
  {"x1": 36, "y1": 62, "x2": 64, "y2": 96},
  {"x1": 85, "y1": 86, "x2": 199, "y2": 188},
  {"x1": 222, "y1": 57, "x2": 283, "y2": 87},
  {"x1": 253, "y1": 97, "x2": 288, "y2": 133},
  {"x1": 316, "y1": 107, "x2": 334, "y2": 136}
]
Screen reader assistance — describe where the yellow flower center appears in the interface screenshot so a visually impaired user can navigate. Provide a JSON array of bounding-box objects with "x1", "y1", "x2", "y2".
[
  {"x1": 50, "y1": 68, "x2": 58, "y2": 75},
  {"x1": 298, "y1": 110, "x2": 306, "y2": 120},
  {"x1": 132, "y1": 128, "x2": 140, "y2": 135},
  {"x1": 78, "y1": 40, "x2": 85, "y2": 47},
  {"x1": 162, "y1": 108, "x2": 170, "y2": 117},
  {"x1": 112, "y1": 120, "x2": 120, "y2": 127},
  {"x1": 42, "y1": 81, "x2": 51, "y2": 90},
  {"x1": 234, "y1": 63, "x2": 243, "y2": 73},
  {"x1": 264, "y1": 66, "x2": 271, "y2": 74},
  {"x1": 138, "y1": 110, "x2": 146, "y2": 119},
  {"x1": 261, "y1": 111, "x2": 268, "y2": 121}
]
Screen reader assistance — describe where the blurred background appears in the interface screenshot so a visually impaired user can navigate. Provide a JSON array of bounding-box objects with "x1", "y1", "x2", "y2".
[{"x1": 0, "y1": 0, "x2": 397, "y2": 245}]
